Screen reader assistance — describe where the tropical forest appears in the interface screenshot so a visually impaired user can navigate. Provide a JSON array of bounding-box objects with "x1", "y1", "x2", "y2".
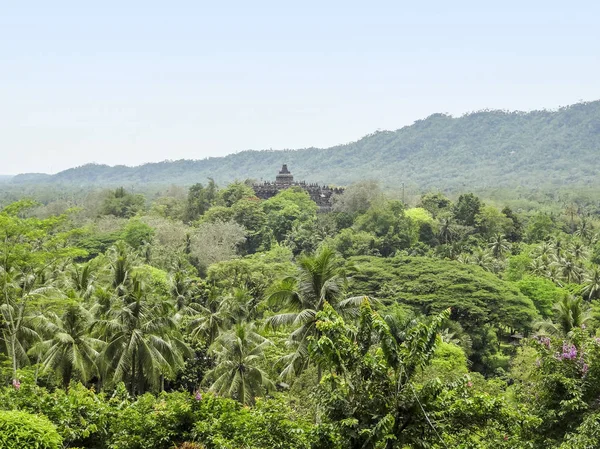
[{"x1": 3, "y1": 171, "x2": 600, "y2": 449}]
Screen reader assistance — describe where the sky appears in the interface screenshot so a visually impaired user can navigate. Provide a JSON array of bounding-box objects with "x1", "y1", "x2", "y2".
[{"x1": 1, "y1": 1, "x2": 599, "y2": 175}]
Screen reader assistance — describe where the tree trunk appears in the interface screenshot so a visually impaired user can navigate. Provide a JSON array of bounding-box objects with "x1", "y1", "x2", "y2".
[
  {"x1": 137, "y1": 356, "x2": 144, "y2": 394},
  {"x1": 10, "y1": 333, "x2": 17, "y2": 382},
  {"x1": 63, "y1": 364, "x2": 73, "y2": 391},
  {"x1": 130, "y1": 350, "x2": 136, "y2": 396}
]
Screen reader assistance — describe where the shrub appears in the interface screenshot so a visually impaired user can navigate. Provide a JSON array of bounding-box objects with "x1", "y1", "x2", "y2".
[{"x1": 0, "y1": 410, "x2": 62, "y2": 449}]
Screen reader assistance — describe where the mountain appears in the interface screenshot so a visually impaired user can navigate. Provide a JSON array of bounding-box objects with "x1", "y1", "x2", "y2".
[
  {"x1": 0, "y1": 175, "x2": 14, "y2": 183},
  {"x1": 11, "y1": 101, "x2": 600, "y2": 190}
]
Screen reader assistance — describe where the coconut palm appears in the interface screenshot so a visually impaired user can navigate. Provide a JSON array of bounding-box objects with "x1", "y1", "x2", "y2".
[
  {"x1": 575, "y1": 217, "x2": 594, "y2": 243},
  {"x1": 570, "y1": 241, "x2": 588, "y2": 261},
  {"x1": 189, "y1": 289, "x2": 229, "y2": 346},
  {"x1": 0, "y1": 267, "x2": 52, "y2": 381},
  {"x1": 554, "y1": 256, "x2": 584, "y2": 284},
  {"x1": 535, "y1": 242, "x2": 553, "y2": 258},
  {"x1": 109, "y1": 242, "x2": 135, "y2": 297},
  {"x1": 219, "y1": 287, "x2": 256, "y2": 324},
  {"x1": 204, "y1": 322, "x2": 274, "y2": 405},
  {"x1": 582, "y1": 267, "x2": 600, "y2": 300},
  {"x1": 536, "y1": 295, "x2": 591, "y2": 336},
  {"x1": 470, "y1": 249, "x2": 495, "y2": 272},
  {"x1": 550, "y1": 238, "x2": 565, "y2": 259},
  {"x1": 488, "y1": 233, "x2": 510, "y2": 259},
  {"x1": 69, "y1": 262, "x2": 96, "y2": 300},
  {"x1": 546, "y1": 265, "x2": 564, "y2": 287},
  {"x1": 530, "y1": 257, "x2": 549, "y2": 277},
  {"x1": 437, "y1": 216, "x2": 456, "y2": 244},
  {"x1": 30, "y1": 301, "x2": 103, "y2": 389},
  {"x1": 267, "y1": 246, "x2": 363, "y2": 379},
  {"x1": 99, "y1": 275, "x2": 190, "y2": 395}
]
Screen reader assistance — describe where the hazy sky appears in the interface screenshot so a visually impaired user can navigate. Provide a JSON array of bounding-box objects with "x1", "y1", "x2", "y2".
[{"x1": 1, "y1": 1, "x2": 599, "y2": 174}]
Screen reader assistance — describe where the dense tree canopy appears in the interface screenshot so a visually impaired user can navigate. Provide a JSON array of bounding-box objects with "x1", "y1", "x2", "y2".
[{"x1": 1, "y1": 175, "x2": 600, "y2": 448}]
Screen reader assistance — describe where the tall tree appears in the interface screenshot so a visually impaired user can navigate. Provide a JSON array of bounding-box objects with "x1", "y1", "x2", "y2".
[
  {"x1": 267, "y1": 246, "x2": 362, "y2": 379},
  {"x1": 99, "y1": 276, "x2": 190, "y2": 394},
  {"x1": 204, "y1": 322, "x2": 274, "y2": 405},
  {"x1": 488, "y1": 233, "x2": 511, "y2": 259},
  {"x1": 30, "y1": 301, "x2": 103, "y2": 389},
  {"x1": 537, "y1": 295, "x2": 591, "y2": 336},
  {"x1": 309, "y1": 299, "x2": 451, "y2": 448},
  {"x1": 582, "y1": 267, "x2": 600, "y2": 300},
  {"x1": 0, "y1": 201, "x2": 85, "y2": 383}
]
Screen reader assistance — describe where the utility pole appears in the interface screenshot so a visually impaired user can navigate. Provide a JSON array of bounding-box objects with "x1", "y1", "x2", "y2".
[{"x1": 402, "y1": 182, "x2": 405, "y2": 205}]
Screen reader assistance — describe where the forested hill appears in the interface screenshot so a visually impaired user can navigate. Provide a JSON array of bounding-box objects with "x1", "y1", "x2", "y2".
[{"x1": 11, "y1": 100, "x2": 600, "y2": 190}]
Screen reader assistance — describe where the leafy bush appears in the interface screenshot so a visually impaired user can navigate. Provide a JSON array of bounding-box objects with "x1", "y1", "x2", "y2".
[
  {"x1": 194, "y1": 394, "x2": 313, "y2": 449},
  {"x1": 0, "y1": 381, "x2": 113, "y2": 449},
  {"x1": 0, "y1": 410, "x2": 62, "y2": 449},
  {"x1": 109, "y1": 391, "x2": 198, "y2": 449}
]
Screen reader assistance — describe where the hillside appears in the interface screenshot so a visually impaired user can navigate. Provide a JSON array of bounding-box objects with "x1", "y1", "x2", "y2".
[{"x1": 11, "y1": 100, "x2": 600, "y2": 190}]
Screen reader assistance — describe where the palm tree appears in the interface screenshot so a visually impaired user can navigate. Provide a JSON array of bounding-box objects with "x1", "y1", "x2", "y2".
[
  {"x1": 69, "y1": 262, "x2": 95, "y2": 300},
  {"x1": 536, "y1": 295, "x2": 592, "y2": 336},
  {"x1": 554, "y1": 256, "x2": 584, "y2": 284},
  {"x1": 575, "y1": 217, "x2": 594, "y2": 243},
  {"x1": 529, "y1": 257, "x2": 549, "y2": 277},
  {"x1": 437, "y1": 216, "x2": 456, "y2": 244},
  {"x1": 109, "y1": 242, "x2": 134, "y2": 297},
  {"x1": 99, "y1": 276, "x2": 190, "y2": 395},
  {"x1": 582, "y1": 267, "x2": 600, "y2": 300},
  {"x1": 220, "y1": 287, "x2": 257, "y2": 324},
  {"x1": 189, "y1": 289, "x2": 229, "y2": 346},
  {"x1": 0, "y1": 267, "x2": 49, "y2": 382},
  {"x1": 536, "y1": 294, "x2": 591, "y2": 336},
  {"x1": 488, "y1": 233, "x2": 510, "y2": 259},
  {"x1": 570, "y1": 241, "x2": 588, "y2": 261},
  {"x1": 170, "y1": 269, "x2": 200, "y2": 316},
  {"x1": 550, "y1": 238, "x2": 565, "y2": 259},
  {"x1": 546, "y1": 265, "x2": 564, "y2": 287},
  {"x1": 564, "y1": 203, "x2": 579, "y2": 234},
  {"x1": 204, "y1": 322, "x2": 274, "y2": 405},
  {"x1": 470, "y1": 249, "x2": 495, "y2": 272},
  {"x1": 267, "y1": 246, "x2": 363, "y2": 379},
  {"x1": 30, "y1": 301, "x2": 103, "y2": 389},
  {"x1": 535, "y1": 242, "x2": 553, "y2": 258}
]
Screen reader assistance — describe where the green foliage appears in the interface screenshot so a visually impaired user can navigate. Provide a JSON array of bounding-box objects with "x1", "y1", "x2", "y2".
[
  {"x1": 515, "y1": 275, "x2": 565, "y2": 318},
  {"x1": 193, "y1": 394, "x2": 313, "y2": 449},
  {"x1": 262, "y1": 187, "x2": 317, "y2": 242},
  {"x1": 185, "y1": 180, "x2": 218, "y2": 222},
  {"x1": 453, "y1": 193, "x2": 482, "y2": 227},
  {"x1": 0, "y1": 410, "x2": 62, "y2": 449},
  {"x1": 101, "y1": 187, "x2": 145, "y2": 218},
  {"x1": 12, "y1": 101, "x2": 600, "y2": 191},
  {"x1": 3, "y1": 165, "x2": 600, "y2": 449},
  {"x1": 347, "y1": 255, "x2": 538, "y2": 372},
  {"x1": 0, "y1": 382, "x2": 109, "y2": 448},
  {"x1": 109, "y1": 391, "x2": 198, "y2": 449},
  {"x1": 207, "y1": 245, "x2": 294, "y2": 298},
  {"x1": 204, "y1": 323, "x2": 274, "y2": 405},
  {"x1": 504, "y1": 251, "x2": 533, "y2": 281},
  {"x1": 512, "y1": 331, "x2": 600, "y2": 445},
  {"x1": 308, "y1": 300, "x2": 452, "y2": 448},
  {"x1": 123, "y1": 219, "x2": 155, "y2": 249},
  {"x1": 349, "y1": 255, "x2": 537, "y2": 333},
  {"x1": 218, "y1": 181, "x2": 255, "y2": 207},
  {"x1": 525, "y1": 212, "x2": 558, "y2": 242},
  {"x1": 418, "y1": 192, "x2": 452, "y2": 218}
]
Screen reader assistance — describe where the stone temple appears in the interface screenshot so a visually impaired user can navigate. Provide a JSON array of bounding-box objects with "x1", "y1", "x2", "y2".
[{"x1": 253, "y1": 165, "x2": 344, "y2": 211}]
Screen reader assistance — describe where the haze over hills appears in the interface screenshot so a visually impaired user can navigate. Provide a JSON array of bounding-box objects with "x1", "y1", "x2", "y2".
[{"x1": 10, "y1": 100, "x2": 600, "y2": 191}]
